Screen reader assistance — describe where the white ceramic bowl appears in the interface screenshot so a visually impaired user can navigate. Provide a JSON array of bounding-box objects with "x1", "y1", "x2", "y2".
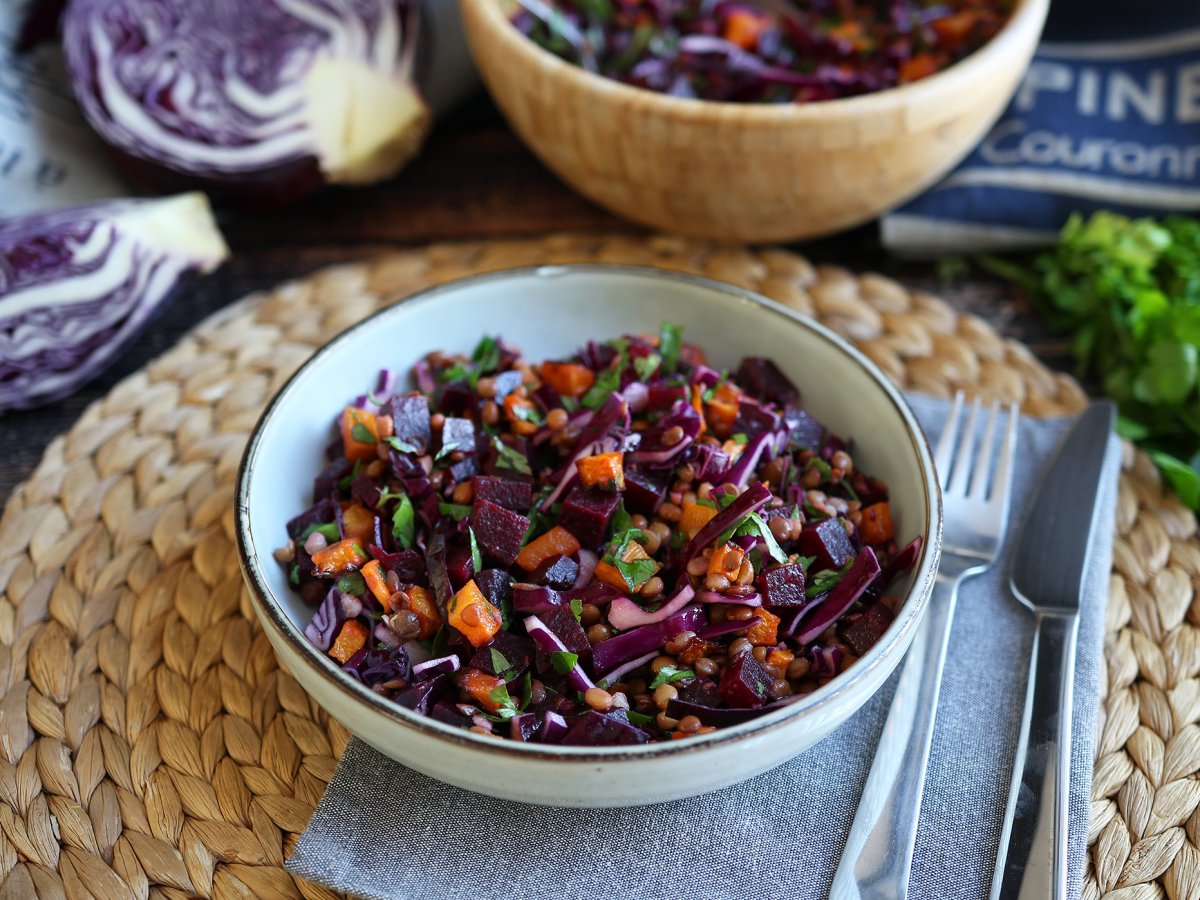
[{"x1": 235, "y1": 266, "x2": 942, "y2": 807}]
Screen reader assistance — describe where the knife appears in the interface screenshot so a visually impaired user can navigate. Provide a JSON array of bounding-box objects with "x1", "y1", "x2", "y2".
[{"x1": 990, "y1": 400, "x2": 1116, "y2": 900}]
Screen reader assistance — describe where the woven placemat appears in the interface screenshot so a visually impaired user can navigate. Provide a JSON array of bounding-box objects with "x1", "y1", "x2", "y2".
[{"x1": 0, "y1": 233, "x2": 1193, "y2": 900}]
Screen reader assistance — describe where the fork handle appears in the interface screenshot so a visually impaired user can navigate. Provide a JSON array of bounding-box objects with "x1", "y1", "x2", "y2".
[
  {"x1": 830, "y1": 570, "x2": 964, "y2": 900},
  {"x1": 990, "y1": 611, "x2": 1079, "y2": 900}
]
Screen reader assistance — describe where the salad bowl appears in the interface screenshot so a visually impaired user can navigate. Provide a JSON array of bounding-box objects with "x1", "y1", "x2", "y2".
[{"x1": 234, "y1": 265, "x2": 941, "y2": 806}]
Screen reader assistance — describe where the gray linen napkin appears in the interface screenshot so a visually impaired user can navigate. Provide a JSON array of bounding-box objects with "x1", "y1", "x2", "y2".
[{"x1": 288, "y1": 394, "x2": 1121, "y2": 900}]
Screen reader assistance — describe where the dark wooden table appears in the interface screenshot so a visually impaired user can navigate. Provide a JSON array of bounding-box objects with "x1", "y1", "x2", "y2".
[{"x1": 0, "y1": 97, "x2": 1069, "y2": 507}]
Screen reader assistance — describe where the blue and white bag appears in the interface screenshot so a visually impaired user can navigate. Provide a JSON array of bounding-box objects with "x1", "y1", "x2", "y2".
[{"x1": 882, "y1": 0, "x2": 1200, "y2": 255}]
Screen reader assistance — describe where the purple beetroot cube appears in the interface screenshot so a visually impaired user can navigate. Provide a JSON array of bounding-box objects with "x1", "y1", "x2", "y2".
[
  {"x1": 389, "y1": 394, "x2": 431, "y2": 454},
  {"x1": 560, "y1": 710, "x2": 649, "y2": 746},
  {"x1": 473, "y1": 568, "x2": 513, "y2": 611},
  {"x1": 531, "y1": 554, "x2": 580, "y2": 590},
  {"x1": 469, "y1": 630, "x2": 534, "y2": 678},
  {"x1": 472, "y1": 475, "x2": 533, "y2": 512},
  {"x1": 560, "y1": 485, "x2": 620, "y2": 549},
  {"x1": 758, "y1": 563, "x2": 807, "y2": 608},
  {"x1": 798, "y1": 518, "x2": 855, "y2": 571},
  {"x1": 446, "y1": 542, "x2": 476, "y2": 591},
  {"x1": 717, "y1": 653, "x2": 773, "y2": 708},
  {"x1": 440, "y1": 417, "x2": 476, "y2": 458},
  {"x1": 735, "y1": 357, "x2": 799, "y2": 407},
  {"x1": 469, "y1": 499, "x2": 530, "y2": 567},
  {"x1": 843, "y1": 603, "x2": 895, "y2": 656},
  {"x1": 623, "y1": 466, "x2": 668, "y2": 517}
]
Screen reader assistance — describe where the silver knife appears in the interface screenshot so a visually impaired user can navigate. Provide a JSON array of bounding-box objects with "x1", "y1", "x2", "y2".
[{"x1": 990, "y1": 400, "x2": 1116, "y2": 900}]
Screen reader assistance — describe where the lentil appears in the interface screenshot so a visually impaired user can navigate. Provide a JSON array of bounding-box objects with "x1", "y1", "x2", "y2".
[
  {"x1": 587, "y1": 623, "x2": 613, "y2": 644},
  {"x1": 584, "y1": 687, "x2": 613, "y2": 711},
  {"x1": 546, "y1": 408, "x2": 569, "y2": 430},
  {"x1": 664, "y1": 631, "x2": 697, "y2": 656},
  {"x1": 677, "y1": 715, "x2": 702, "y2": 734},
  {"x1": 659, "y1": 502, "x2": 682, "y2": 522},
  {"x1": 650, "y1": 655, "x2": 676, "y2": 673},
  {"x1": 579, "y1": 603, "x2": 602, "y2": 627},
  {"x1": 640, "y1": 575, "x2": 665, "y2": 597}
]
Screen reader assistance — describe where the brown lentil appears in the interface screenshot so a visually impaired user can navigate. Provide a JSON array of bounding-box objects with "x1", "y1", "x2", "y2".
[
  {"x1": 476, "y1": 376, "x2": 496, "y2": 398},
  {"x1": 769, "y1": 678, "x2": 791, "y2": 699},
  {"x1": 697, "y1": 481, "x2": 713, "y2": 500},
  {"x1": 656, "y1": 712, "x2": 680, "y2": 731},
  {"x1": 512, "y1": 419, "x2": 538, "y2": 436},
  {"x1": 384, "y1": 570, "x2": 402, "y2": 593},
  {"x1": 729, "y1": 637, "x2": 752, "y2": 657},
  {"x1": 579, "y1": 603, "x2": 602, "y2": 627},
  {"x1": 640, "y1": 576, "x2": 665, "y2": 597},
  {"x1": 831, "y1": 450, "x2": 853, "y2": 473},
  {"x1": 736, "y1": 559, "x2": 755, "y2": 585},
  {"x1": 704, "y1": 573, "x2": 731, "y2": 592},
  {"x1": 546, "y1": 408, "x2": 569, "y2": 430},
  {"x1": 686, "y1": 556, "x2": 709, "y2": 578},
  {"x1": 752, "y1": 646, "x2": 769, "y2": 662},
  {"x1": 675, "y1": 464, "x2": 695, "y2": 483},
  {"x1": 677, "y1": 715, "x2": 702, "y2": 734},
  {"x1": 630, "y1": 513, "x2": 649, "y2": 530},
  {"x1": 481, "y1": 401, "x2": 500, "y2": 426},
  {"x1": 650, "y1": 521, "x2": 671, "y2": 544},
  {"x1": 430, "y1": 412, "x2": 445, "y2": 431},
  {"x1": 694, "y1": 657, "x2": 718, "y2": 677},
  {"x1": 653, "y1": 683, "x2": 678, "y2": 709},
  {"x1": 639, "y1": 529, "x2": 662, "y2": 555},
  {"x1": 726, "y1": 605, "x2": 754, "y2": 622},
  {"x1": 584, "y1": 687, "x2": 613, "y2": 711},
  {"x1": 726, "y1": 584, "x2": 757, "y2": 598},
  {"x1": 664, "y1": 631, "x2": 697, "y2": 656},
  {"x1": 650, "y1": 655, "x2": 676, "y2": 673},
  {"x1": 387, "y1": 610, "x2": 421, "y2": 641},
  {"x1": 366, "y1": 459, "x2": 387, "y2": 478},
  {"x1": 659, "y1": 502, "x2": 682, "y2": 522},
  {"x1": 272, "y1": 541, "x2": 295, "y2": 564},
  {"x1": 801, "y1": 465, "x2": 822, "y2": 488},
  {"x1": 451, "y1": 481, "x2": 474, "y2": 505},
  {"x1": 528, "y1": 680, "x2": 547, "y2": 705},
  {"x1": 786, "y1": 657, "x2": 811, "y2": 680},
  {"x1": 587, "y1": 623, "x2": 613, "y2": 644},
  {"x1": 662, "y1": 425, "x2": 685, "y2": 447}
]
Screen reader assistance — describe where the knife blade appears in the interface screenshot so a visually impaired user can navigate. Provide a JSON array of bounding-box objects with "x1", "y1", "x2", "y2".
[{"x1": 991, "y1": 399, "x2": 1116, "y2": 900}]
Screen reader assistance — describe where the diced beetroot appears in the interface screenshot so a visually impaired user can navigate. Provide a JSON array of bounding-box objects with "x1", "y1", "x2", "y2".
[
  {"x1": 473, "y1": 568, "x2": 513, "y2": 611},
  {"x1": 842, "y1": 603, "x2": 895, "y2": 656},
  {"x1": 623, "y1": 466, "x2": 669, "y2": 516},
  {"x1": 446, "y1": 542, "x2": 476, "y2": 590},
  {"x1": 560, "y1": 485, "x2": 620, "y2": 549},
  {"x1": 513, "y1": 584, "x2": 564, "y2": 616},
  {"x1": 646, "y1": 381, "x2": 688, "y2": 410},
  {"x1": 394, "y1": 674, "x2": 447, "y2": 714},
  {"x1": 510, "y1": 712, "x2": 540, "y2": 742},
  {"x1": 492, "y1": 370, "x2": 523, "y2": 400},
  {"x1": 758, "y1": 563, "x2": 807, "y2": 608},
  {"x1": 678, "y1": 678, "x2": 721, "y2": 707},
  {"x1": 732, "y1": 398, "x2": 781, "y2": 440},
  {"x1": 534, "y1": 605, "x2": 592, "y2": 678},
  {"x1": 560, "y1": 710, "x2": 649, "y2": 746},
  {"x1": 437, "y1": 381, "x2": 476, "y2": 416},
  {"x1": 784, "y1": 408, "x2": 825, "y2": 452},
  {"x1": 717, "y1": 653, "x2": 774, "y2": 708},
  {"x1": 798, "y1": 518, "x2": 855, "y2": 571},
  {"x1": 286, "y1": 498, "x2": 336, "y2": 539},
  {"x1": 350, "y1": 473, "x2": 381, "y2": 510},
  {"x1": 369, "y1": 547, "x2": 425, "y2": 583},
  {"x1": 469, "y1": 499, "x2": 530, "y2": 567},
  {"x1": 448, "y1": 455, "x2": 478, "y2": 483},
  {"x1": 428, "y1": 699, "x2": 472, "y2": 728},
  {"x1": 531, "y1": 554, "x2": 580, "y2": 590},
  {"x1": 472, "y1": 475, "x2": 533, "y2": 512},
  {"x1": 440, "y1": 417, "x2": 476, "y2": 457},
  {"x1": 735, "y1": 357, "x2": 799, "y2": 407},
  {"x1": 389, "y1": 394, "x2": 431, "y2": 454},
  {"x1": 469, "y1": 630, "x2": 534, "y2": 678},
  {"x1": 314, "y1": 458, "x2": 353, "y2": 501}
]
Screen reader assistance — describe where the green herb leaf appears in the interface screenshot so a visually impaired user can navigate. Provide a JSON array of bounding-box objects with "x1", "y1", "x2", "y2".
[
  {"x1": 626, "y1": 709, "x2": 654, "y2": 727},
  {"x1": 288, "y1": 563, "x2": 300, "y2": 585},
  {"x1": 513, "y1": 403, "x2": 544, "y2": 425},
  {"x1": 611, "y1": 554, "x2": 658, "y2": 592},
  {"x1": 807, "y1": 559, "x2": 853, "y2": 597},
  {"x1": 648, "y1": 666, "x2": 695, "y2": 690},
  {"x1": 438, "y1": 501, "x2": 472, "y2": 521},
  {"x1": 519, "y1": 670, "x2": 534, "y2": 710},
  {"x1": 385, "y1": 436, "x2": 420, "y2": 454},
  {"x1": 570, "y1": 598, "x2": 583, "y2": 623},
  {"x1": 659, "y1": 321, "x2": 683, "y2": 372},
  {"x1": 471, "y1": 336, "x2": 502, "y2": 375},
  {"x1": 489, "y1": 648, "x2": 513, "y2": 680},
  {"x1": 734, "y1": 512, "x2": 788, "y2": 564},
  {"x1": 350, "y1": 421, "x2": 376, "y2": 445},
  {"x1": 488, "y1": 684, "x2": 519, "y2": 719},
  {"x1": 731, "y1": 432, "x2": 748, "y2": 445},
  {"x1": 550, "y1": 651, "x2": 579, "y2": 675},
  {"x1": 392, "y1": 495, "x2": 415, "y2": 549},
  {"x1": 299, "y1": 522, "x2": 341, "y2": 542},
  {"x1": 428, "y1": 626, "x2": 449, "y2": 658},
  {"x1": 469, "y1": 527, "x2": 483, "y2": 573},
  {"x1": 493, "y1": 437, "x2": 532, "y2": 476},
  {"x1": 633, "y1": 352, "x2": 662, "y2": 381},
  {"x1": 337, "y1": 572, "x2": 366, "y2": 595}
]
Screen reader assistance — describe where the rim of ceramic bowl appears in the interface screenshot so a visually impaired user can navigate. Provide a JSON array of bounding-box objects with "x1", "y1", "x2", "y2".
[
  {"x1": 461, "y1": 0, "x2": 1049, "y2": 122},
  {"x1": 234, "y1": 265, "x2": 943, "y2": 763}
]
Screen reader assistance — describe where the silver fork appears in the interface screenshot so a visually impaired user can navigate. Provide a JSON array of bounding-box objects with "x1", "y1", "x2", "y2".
[{"x1": 831, "y1": 393, "x2": 1020, "y2": 900}]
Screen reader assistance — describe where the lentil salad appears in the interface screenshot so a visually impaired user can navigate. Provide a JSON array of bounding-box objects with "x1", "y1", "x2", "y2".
[{"x1": 277, "y1": 325, "x2": 921, "y2": 745}]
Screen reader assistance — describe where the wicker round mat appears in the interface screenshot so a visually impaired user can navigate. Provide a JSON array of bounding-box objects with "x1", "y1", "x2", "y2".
[{"x1": 0, "y1": 233, "x2": 1193, "y2": 899}]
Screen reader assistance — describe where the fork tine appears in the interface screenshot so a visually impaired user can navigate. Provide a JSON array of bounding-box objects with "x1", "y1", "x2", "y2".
[
  {"x1": 934, "y1": 391, "x2": 965, "y2": 487},
  {"x1": 947, "y1": 396, "x2": 982, "y2": 496},
  {"x1": 968, "y1": 400, "x2": 1001, "y2": 501},
  {"x1": 989, "y1": 404, "x2": 1020, "y2": 521}
]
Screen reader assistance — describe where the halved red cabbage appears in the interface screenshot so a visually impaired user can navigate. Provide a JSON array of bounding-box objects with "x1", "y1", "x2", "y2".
[
  {"x1": 592, "y1": 604, "x2": 705, "y2": 674},
  {"x1": 607, "y1": 583, "x2": 697, "y2": 631},
  {"x1": 524, "y1": 615, "x2": 594, "y2": 692},
  {"x1": 62, "y1": 0, "x2": 429, "y2": 205},
  {"x1": 795, "y1": 547, "x2": 882, "y2": 645},
  {"x1": 0, "y1": 193, "x2": 228, "y2": 411},
  {"x1": 678, "y1": 481, "x2": 772, "y2": 568}
]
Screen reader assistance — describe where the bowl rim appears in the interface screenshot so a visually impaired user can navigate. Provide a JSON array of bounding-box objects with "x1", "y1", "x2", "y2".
[
  {"x1": 460, "y1": 0, "x2": 1049, "y2": 122},
  {"x1": 234, "y1": 264, "x2": 943, "y2": 763}
]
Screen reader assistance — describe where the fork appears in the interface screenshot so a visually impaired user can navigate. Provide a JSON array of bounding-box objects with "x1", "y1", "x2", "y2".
[{"x1": 831, "y1": 393, "x2": 1020, "y2": 900}]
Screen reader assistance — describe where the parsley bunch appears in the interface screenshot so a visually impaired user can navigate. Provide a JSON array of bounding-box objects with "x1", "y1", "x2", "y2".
[{"x1": 984, "y1": 212, "x2": 1200, "y2": 508}]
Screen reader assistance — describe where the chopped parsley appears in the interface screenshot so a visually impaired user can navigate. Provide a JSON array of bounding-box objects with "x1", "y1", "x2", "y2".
[
  {"x1": 807, "y1": 559, "x2": 853, "y2": 597},
  {"x1": 390, "y1": 494, "x2": 415, "y2": 548},
  {"x1": 550, "y1": 651, "x2": 579, "y2": 675},
  {"x1": 299, "y1": 522, "x2": 341, "y2": 542},
  {"x1": 385, "y1": 436, "x2": 420, "y2": 454},
  {"x1": 659, "y1": 321, "x2": 683, "y2": 373},
  {"x1": 570, "y1": 598, "x2": 584, "y2": 623},
  {"x1": 438, "y1": 501, "x2": 472, "y2": 521},
  {"x1": 469, "y1": 527, "x2": 483, "y2": 572},
  {"x1": 337, "y1": 572, "x2": 366, "y2": 595},
  {"x1": 493, "y1": 437, "x2": 533, "y2": 476},
  {"x1": 349, "y1": 420, "x2": 376, "y2": 445},
  {"x1": 649, "y1": 666, "x2": 695, "y2": 690},
  {"x1": 633, "y1": 352, "x2": 662, "y2": 381}
]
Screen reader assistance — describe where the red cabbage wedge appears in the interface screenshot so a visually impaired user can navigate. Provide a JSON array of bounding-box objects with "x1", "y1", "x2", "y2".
[
  {"x1": 0, "y1": 193, "x2": 228, "y2": 411},
  {"x1": 62, "y1": 0, "x2": 430, "y2": 205}
]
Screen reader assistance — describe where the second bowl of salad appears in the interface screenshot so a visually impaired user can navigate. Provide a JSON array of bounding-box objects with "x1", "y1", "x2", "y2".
[{"x1": 235, "y1": 265, "x2": 941, "y2": 806}]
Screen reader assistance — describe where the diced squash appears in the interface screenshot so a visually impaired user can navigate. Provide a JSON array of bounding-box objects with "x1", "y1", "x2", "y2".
[
  {"x1": 723, "y1": 9, "x2": 767, "y2": 49},
  {"x1": 341, "y1": 503, "x2": 375, "y2": 543},
  {"x1": 593, "y1": 560, "x2": 630, "y2": 592},
  {"x1": 576, "y1": 452, "x2": 625, "y2": 492},
  {"x1": 678, "y1": 500, "x2": 718, "y2": 539},
  {"x1": 766, "y1": 648, "x2": 795, "y2": 678},
  {"x1": 376, "y1": 415, "x2": 395, "y2": 439},
  {"x1": 747, "y1": 608, "x2": 781, "y2": 647},
  {"x1": 899, "y1": 53, "x2": 939, "y2": 83},
  {"x1": 340, "y1": 407, "x2": 379, "y2": 462},
  {"x1": 329, "y1": 620, "x2": 369, "y2": 664},
  {"x1": 690, "y1": 385, "x2": 707, "y2": 437},
  {"x1": 449, "y1": 580, "x2": 503, "y2": 648},
  {"x1": 503, "y1": 393, "x2": 537, "y2": 423},
  {"x1": 361, "y1": 560, "x2": 391, "y2": 607},
  {"x1": 860, "y1": 502, "x2": 894, "y2": 545},
  {"x1": 515, "y1": 525, "x2": 580, "y2": 572},
  {"x1": 707, "y1": 541, "x2": 745, "y2": 579},
  {"x1": 704, "y1": 385, "x2": 740, "y2": 437},
  {"x1": 721, "y1": 439, "x2": 746, "y2": 462},
  {"x1": 403, "y1": 585, "x2": 442, "y2": 640},
  {"x1": 458, "y1": 668, "x2": 508, "y2": 713},
  {"x1": 310, "y1": 539, "x2": 368, "y2": 576},
  {"x1": 539, "y1": 361, "x2": 595, "y2": 398}
]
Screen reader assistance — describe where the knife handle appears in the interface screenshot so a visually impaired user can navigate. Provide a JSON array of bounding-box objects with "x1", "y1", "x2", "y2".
[
  {"x1": 830, "y1": 570, "x2": 963, "y2": 900},
  {"x1": 990, "y1": 611, "x2": 1079, "y2": 900}
]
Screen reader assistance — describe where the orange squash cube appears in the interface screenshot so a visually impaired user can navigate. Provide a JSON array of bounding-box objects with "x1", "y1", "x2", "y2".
[
  {"x1": 515, "y1": 525, "x2": 581, "y2": 572},
  {"x1": 576, "y1": 452, "x2": 625, "y2": 491},
  {"x1": 860, "y1": 502, "x2": 894, "y2": 545},
  {"x1": 310, "y1": 539, "x2": 368, "y2": 576},
  {"x1": 678, "y1": 500, "x2": 718, "y2": 540},
  {"x1": 747, "y1": 608, "x2": 781, "y2": 647},
  {"x1": 458, "y1": 668, "x2": 509, "y2": 713},
  {"x1": 448, "y1": 580, "x2": 503, "y2": 648},
  {"x1": 340, "y1": 407, "x2": 379, "y2": 462},
  {"x1": 404, "y1": 585, "x2": 442, "y2": 640},
  {"x1": 539, "y1": 361, "x2": 595, "y2": 398},
  {"x1": 361, "y1": 560, "x2": 391, "y2": 607},
  {"x1": 329, "y1": 620, "x2": 369, "y2": 664},
  {"x1": 341, "y1": 503, "x2": 375, "y2": 543}
]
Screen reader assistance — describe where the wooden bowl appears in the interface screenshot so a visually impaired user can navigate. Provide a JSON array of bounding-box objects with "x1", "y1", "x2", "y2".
[{"x1": 458, "y1": 0, "x2": 1049, "y2": 243}]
